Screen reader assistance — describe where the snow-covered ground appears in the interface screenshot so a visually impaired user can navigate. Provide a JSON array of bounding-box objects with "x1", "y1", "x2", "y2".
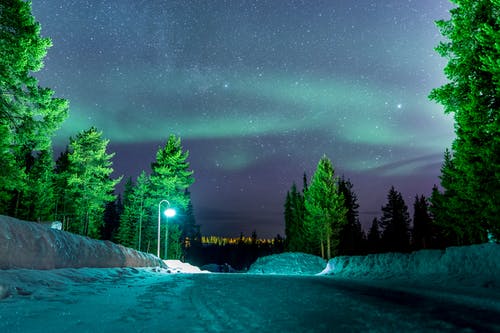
[{"x1": 1, "y1": 216, "x2": 500, "y2": 331}]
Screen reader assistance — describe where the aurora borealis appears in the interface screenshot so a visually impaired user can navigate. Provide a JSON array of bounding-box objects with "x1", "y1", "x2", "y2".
[{"x1": 31, "y1": 0, "x2": 455, "y2": 237}]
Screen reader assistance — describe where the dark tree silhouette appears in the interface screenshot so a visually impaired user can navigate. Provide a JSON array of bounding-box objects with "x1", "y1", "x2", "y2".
[{"x1": 380, "y1": 186, "x2": 411, "y2": 253}]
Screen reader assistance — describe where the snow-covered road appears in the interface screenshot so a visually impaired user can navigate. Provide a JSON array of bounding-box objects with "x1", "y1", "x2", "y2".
[{"x1": 1, "y1": 268, "x2": 499, "y2": 332}]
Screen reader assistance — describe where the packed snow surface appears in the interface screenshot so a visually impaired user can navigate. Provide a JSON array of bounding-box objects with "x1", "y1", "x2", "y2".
[{"x1": 0, "y1": 215, "x2": 164, "y2": 269}]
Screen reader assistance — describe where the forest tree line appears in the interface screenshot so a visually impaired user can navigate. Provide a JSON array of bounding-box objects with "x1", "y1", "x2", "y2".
[{"x1": 283, "y1": 155, "x2": 472, "y2": 260}]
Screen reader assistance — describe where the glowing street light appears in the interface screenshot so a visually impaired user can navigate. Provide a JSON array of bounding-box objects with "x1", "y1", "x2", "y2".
[{"x1": 157, "y1": 200, "x2": 176, "y2": 258}]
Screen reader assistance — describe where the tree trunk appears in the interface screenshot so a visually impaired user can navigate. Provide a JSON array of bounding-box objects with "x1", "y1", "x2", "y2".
[
  {"x1": 84, "y1": 211, "x2": 89, "y2": 236},
  {"x1": 320, "y1": 240, "x2": 324, "y2": 259},
  {"x1": 327, "y1": 236, "x2": 331, "y2": 260}
]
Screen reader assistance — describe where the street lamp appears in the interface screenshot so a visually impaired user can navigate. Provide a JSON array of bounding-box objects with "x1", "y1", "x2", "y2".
[{"x1": 157, "y1": 200, "x2": 176, "y2": 258}]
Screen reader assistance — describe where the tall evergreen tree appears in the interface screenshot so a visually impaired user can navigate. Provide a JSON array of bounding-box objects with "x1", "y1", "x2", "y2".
[
  {"x1": 149, "y1": 135, "x2": 194, "y2": 258},
  {"x1": 412, "y1": 195, "x2": 432, "y2": 250},
  {"x1": 380, "y1": 186, "x2": 411, "y2": 253},
  {"x1": 21, "y1": 149, "x2": 56, "y2": 221},
  {"x1": 284, "y1": 190, "x2": 293, "y2": 248},
  {"x1": 0, "y1": 123, "x2": 24, "y2": 212},
  {"x1": 367, "y1": 217, "x2": 381, "y2": 253},
  {"x1": 304, "y1": 155, "x2": 347, "y2": 259},
  {"x1": 284, "y1": 183, "x2": 306, "y2": 252},
  {"x1": 429, "y1": 0, "x2": 500, "y2": 241},
  {"x1": 133, "y1": 171, "x2": 151, "y2": 251},
  {"x1": 181, "y1": 191, "x2": 201, "y2": 252},
  {"x1": 0, "y1": 0, "x2": 68, "y2": 216},
  {"x1": 337, "y1": 176, "x2": 364, "y2": 255},
  {"x1": 102, "y1": 196, "x2": 121, "y2": 240},
  {"x1": 116, "y1": 177, "x2": 136, "y2": 247},
  {"x1": 53, "y1": 148, "x2": 74, "y2": 230},
  {"x1": 430, "y1": 149, "x2": 479, "y2": 245},
  {"x1": 66, "y1": 127, "x2": 121, "y2": 238}
]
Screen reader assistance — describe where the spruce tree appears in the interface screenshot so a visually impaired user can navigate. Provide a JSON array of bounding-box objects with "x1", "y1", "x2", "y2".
[
  {"x1": 21, "y1": 149, "x2": 56, "y2": 221},
  {"x1": 284, "y1": 190, "x2": 293, "y2": 249},
  {"x1": 304, "y1": 155, "x2": 347, "y2": 259},
  {"x1": 0, "y1": 123, "x2": 24, "y2": 212},
  {"x1": 429, "y1": 0, "x2": 500, "y2": 241},
  {"x1": 284, "y1": 183, "x2": 306, "y2": 252},
  {"x1": 133, "y1": 171, "x2": 151, "y2": 250},
  {"x1": 337, "y1": 176, "x2": 364, "y2": 255},
  {"x1": 367, "y1": 218, "x2": 380, "y2": 253},
  {"x1": 380, "y1": 186, "x2": 411, "y2": 253},
  {"x1": 181, "y1": 191, "x2": 201, "y2": 252},
  {"x1": 117, "y1": 204, "x2": 137, "y2": 248},
  {"x1": 149, "y1": 135, "x2": 194, "y2": 258},
  {"x1": 54, "y1": 148, "x2": 74, "y2": 229},
  {"x1": 102, "y1": 197, "x2": 120, "y2": 240},
  {"x1": 66, "y1": 127, "x2": 121, "y2": 238},
  {"x1": 0, "y1": 0, "x2": 68, "y2": 216},
  {"x1": 116, "y1": 178, "x2": 136, "y2": 247},
  {"x1": 412, "y1": 195, "x2": 432, "y2": 250},
  {"x1": 430, "y1": 149, "x2": 479, "y2": 245}
]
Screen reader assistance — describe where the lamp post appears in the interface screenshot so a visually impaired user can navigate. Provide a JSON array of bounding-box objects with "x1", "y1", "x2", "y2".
[
  {"x1": 164, "y1": 206, "x2": 176, "y2": 259},
  {"x1": 157, "y1": 199, "x2": 176, "y2": 259}
]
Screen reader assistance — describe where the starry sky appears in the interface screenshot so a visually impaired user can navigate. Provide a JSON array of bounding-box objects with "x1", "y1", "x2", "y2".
[{"x1": 31, "y1": 0, "x2": 455, "y2": 237}]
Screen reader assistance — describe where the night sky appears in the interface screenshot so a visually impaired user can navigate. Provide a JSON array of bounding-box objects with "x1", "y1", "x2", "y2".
[{"x1": 31, "y1": 0, "x2": 455, "y2": 237}]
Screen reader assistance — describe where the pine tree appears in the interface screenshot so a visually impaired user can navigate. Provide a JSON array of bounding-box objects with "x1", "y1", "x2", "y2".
[
  {"x1": 412, "y1": 195, "x2": 432, "y2": 250},
  {"x1": 430, "y1": 149, "x2": 480, "y2": 245},
  {"x1": 367, "y1": 218, "x2": 380, "y2": 253},
  {"x1": 380, "y1": 186, "x2": 411, "y2": 253},
  {"x1": 149, "y1": 135, "x2": 194, "y2": 258},
  {"x1": 133, "y1": 171, "x2": 151, "y2": 250},
  {"x1": 181, "y1": 191, "x2": 201, "y2": 252},
  {"x1": 0, "y1": 0, "x2": 68, "y2": 216},
  {"x1": 167, "y1": 224, "x2": 183, "y2": 259},
  {"x1": 284, "y1": 183, "x2": 306, "y2": 252},
  {"x1": 116, "y1": 177, "x2": 136, "y2": 247},
  {"x1": 53, "y1": 148, "x2": 74, "y2": 229},
  {"x1": 21, "y1": 149, "x2": 56, "y2": 221},
  {"x1": 102, "y1": 197, "x2": 121, "y2": 240},
  {"x1": 284, "y1": 190, "x2": 293, "y2": 248},
  {"x1": 337, "y1": 176, "x2": 364, "y2": 255},
  {"x1": 429, "y1": 0, "x2": 500, "y2": 242},
  {"x1": 0, "y1": 123, "x2": 24, "y2": 212},
  {"x1": 304, "y1": 155, "x2": 347, "y2": 259},
  {"x1": 66, "y1": 127, "x2": 121, "y2": 238}
]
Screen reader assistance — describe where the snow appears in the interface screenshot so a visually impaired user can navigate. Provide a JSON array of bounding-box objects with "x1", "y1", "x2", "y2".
[
  {"x1": 247, "y1": 252, "x2": 326, "y2": 275},
  {"x1": 0, "y1": 215, "x2": 165, "y2": 269},
  {"x1": 319, "y1": 243, "x2": 500, "y2": 288},
  {"x1": 163, "y1": 260, "x2": 209, "y2": 274},
  {"x1": 1, "y1": 216, "x2": 500, "y2": 331}
]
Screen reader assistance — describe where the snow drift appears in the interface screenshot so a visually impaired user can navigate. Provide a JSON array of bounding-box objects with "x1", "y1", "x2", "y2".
[
  {"x1": 319, "y1": 243, "x2": 500, "y2": 287},
  {"x1": 248, "y1": 252, "x2": 326, "y2": 275},
  {"x1": 163, "y1": 260, "x2": 209, "y2": 273},
  {"x1": 0, "y1": 215, "x2": 165, "y2": 270}
]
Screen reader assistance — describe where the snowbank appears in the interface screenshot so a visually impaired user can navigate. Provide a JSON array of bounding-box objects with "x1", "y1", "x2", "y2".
[
  {"x1": 248, "y1": 252, "x2": 326, "y2": 275},
  {"x1": 319, "y1": 243, "x2": 500, "y2": 287},
  {"x1": 163, "y1": 260, "x2": 209, "y2": 273},
  {"x1": 0, "y1": 215, "x2": 165, "y2": 270}
]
